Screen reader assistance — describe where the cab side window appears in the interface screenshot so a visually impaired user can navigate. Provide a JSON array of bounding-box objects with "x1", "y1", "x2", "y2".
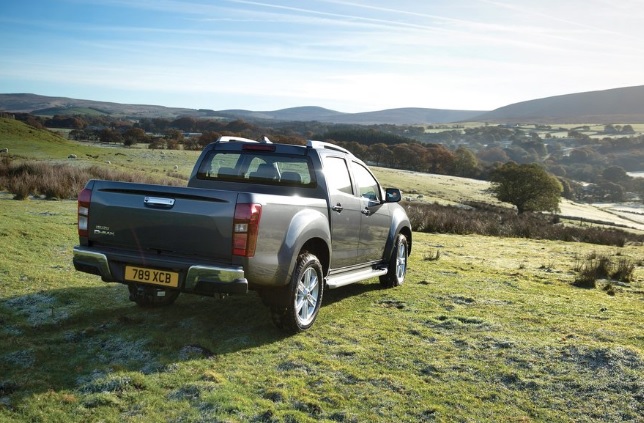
[
  {"x1": 352, "y1": 162, "x2": 381, "y2": 202},
  {"x1": 323, "y1": 156, "x2": 353, "y2": 195}
]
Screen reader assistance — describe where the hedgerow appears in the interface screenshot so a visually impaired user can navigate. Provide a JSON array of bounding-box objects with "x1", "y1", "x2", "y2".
[{"x1": 403, "y1": 201, "x2": 644, "y2": 247}]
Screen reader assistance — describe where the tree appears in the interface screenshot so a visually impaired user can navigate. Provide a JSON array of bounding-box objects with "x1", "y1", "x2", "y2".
[
  {"x1": 99, "y1": 128, "x2": 122, "y2": 144},
  {"x1": 453, "y1": 146, "x2": 479, "y2": 178},
  {"x1": 602, "y1": 166, "x2": 630, "y2": 183},
  {"x1": 367, "y1": 143, "x2": 390, "y2": 166},
  {"x1": 633, "y1": 179, "x2": 644, "y2": 204},
  {"x1": 477, "y1": 146, "x2": 509, "y2": 164},
  {"x1": 595, "y1": 181, "x2": 625, "y2": 202},
  {"x1": 490, "y1": 162, "x2": 563, "y2": 214},
  {"x1": 164, "y1": 129, "x2": 184, "y2": 143},
  {"x1": 198, "y1": 131, "x2": 221, "y2": 149},
  {"x1": 122, "y1": 127, "x2": 148, "y2": 146}
]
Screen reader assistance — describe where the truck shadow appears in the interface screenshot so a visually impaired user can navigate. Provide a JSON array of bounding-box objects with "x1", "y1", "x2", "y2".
[
  {"x1": 322, "y1": 281, "x2": 382, "y2": 306},
  {"x1": 0, "y1": 281, "x2": 379, "y2": 401},
  {"x1": 0, "y1": 285, "x2": 276, "y2": 399}
]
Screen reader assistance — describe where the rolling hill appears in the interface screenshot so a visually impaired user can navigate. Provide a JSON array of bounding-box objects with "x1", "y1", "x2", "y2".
[
  {"x1": 476, "y1": 85, "x2": 644, "y2": 123},
  {"x1": 2, "y1": 85, "x2": 644, "y2": 124},
  {"x1": 0, "y1": 93, "x2": 204, "y2": 119},
  {"x1": 217, "y1": 106, "x2": 485, "y2": 124}
]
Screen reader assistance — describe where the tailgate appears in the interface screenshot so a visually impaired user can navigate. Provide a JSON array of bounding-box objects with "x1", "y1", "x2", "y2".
[{"x1": 87, "y1": 181, "x2": 238, "y2": 260}]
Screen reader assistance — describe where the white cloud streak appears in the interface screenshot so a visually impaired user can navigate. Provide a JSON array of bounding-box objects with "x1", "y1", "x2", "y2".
[{"x1": 1, "y1": 0, "x2": 643, "y2": 111}]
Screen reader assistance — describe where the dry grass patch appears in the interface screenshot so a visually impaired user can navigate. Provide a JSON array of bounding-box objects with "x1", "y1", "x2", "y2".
[{"x1": 0, "y1": 156, "x2": 186, "y2": 200}]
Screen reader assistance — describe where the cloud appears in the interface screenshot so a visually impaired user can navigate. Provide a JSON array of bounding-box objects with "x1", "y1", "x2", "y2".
[{"x1": 3, "y1": 0, "x2": 644, "y2": 111}]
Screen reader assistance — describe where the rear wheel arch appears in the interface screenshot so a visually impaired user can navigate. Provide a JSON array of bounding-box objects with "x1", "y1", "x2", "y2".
[
  {"x1": 270, "y1": 252, "x2": 324, "y2": 334},
  {"x1": 299, "y1": 238, "x2": 330, "y2": 277}
]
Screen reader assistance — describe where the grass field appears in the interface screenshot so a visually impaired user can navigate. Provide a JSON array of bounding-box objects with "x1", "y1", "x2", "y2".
[
  {"x1": 0, "y1": 196, "x2": 642, "y2": 422},
  {"x1": 3, "y1": 117, "x2": 642, "y2": 231},
  {"x1": 1, "y1": 119, "x2": 643, "y2": 421}
]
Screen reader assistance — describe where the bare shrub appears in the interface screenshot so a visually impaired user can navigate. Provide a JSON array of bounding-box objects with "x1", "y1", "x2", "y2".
[
  {"x1": 148, "y1": 139, "x2": 166, "y2": 149},
  {"x1": 423, "y1": 249, "x2": 441, "y2": 261},
  {"x1": 0, "y1": 157, "x2": 186, "y2": 200},
  {"x1": 401, "y1": 202, "x2": 643, "y2": 247},
  {"x1": 572, "y1": 259, "x2": 600, "y2": 288},
  {"x1": 612, "y1": 258, "x2": 636, "y2": 283},
  {"x1": 572, "y1": 254, "x2": 637, "y2": 289}
]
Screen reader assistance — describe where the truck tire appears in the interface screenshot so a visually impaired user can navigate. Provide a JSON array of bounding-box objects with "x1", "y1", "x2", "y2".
[
  {"x1": 379, "y1": 233, "x2": 408, "y2": 288},
  {"x1": 128, "y1": 284, "x2": 180, "y2": 307},
  {"x1": 271, "y1": 252, "x2": 324, "y2": 334}
]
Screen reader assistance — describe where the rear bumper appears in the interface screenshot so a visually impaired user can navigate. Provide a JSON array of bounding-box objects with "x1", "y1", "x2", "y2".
[{"x1": 73, "y1": 246, "x2": 248, "y2": 295}]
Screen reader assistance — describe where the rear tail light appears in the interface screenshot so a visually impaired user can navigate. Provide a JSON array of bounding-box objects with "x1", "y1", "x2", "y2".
[
  {"x1": 233, "y1": 203, "x2": 262, "y2": 257},
  {"x1": 78, "y1": 188, "x2": 92, "y2": 238}
]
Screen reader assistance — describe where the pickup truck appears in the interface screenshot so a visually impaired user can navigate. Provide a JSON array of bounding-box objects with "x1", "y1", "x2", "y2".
[{"x1": 73, "y1": 137, "x2": 411, "y2": 333}]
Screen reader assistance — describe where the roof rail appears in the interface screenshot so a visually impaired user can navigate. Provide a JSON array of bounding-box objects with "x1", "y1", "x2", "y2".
[
  {"x1": 217, "y1": 136, "x2": 272, "y2": 144},
  {"x1": 306, "y1": 140, "x2": 351, "y2": 155}
]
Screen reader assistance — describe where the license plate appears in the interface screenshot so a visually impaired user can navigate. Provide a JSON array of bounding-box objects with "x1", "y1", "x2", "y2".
[{"x1": 125, "y1": 265, "x2": 179, "y2": 288}]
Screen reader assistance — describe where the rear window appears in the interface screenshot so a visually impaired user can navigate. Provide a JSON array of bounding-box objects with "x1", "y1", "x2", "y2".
[{"x1": 196, "y1": 151, "x2": 315, "y2": 187}]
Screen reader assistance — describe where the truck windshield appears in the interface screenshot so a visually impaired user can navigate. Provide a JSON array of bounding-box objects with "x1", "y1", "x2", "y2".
[{"x1": 196, "y1": 151, "x2": 316, "y2": 187}]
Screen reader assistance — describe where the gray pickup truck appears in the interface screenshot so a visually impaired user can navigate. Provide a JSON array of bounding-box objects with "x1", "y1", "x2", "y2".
[{"x1": 73, "y1": 137, "x2": 411, "y2": 333}]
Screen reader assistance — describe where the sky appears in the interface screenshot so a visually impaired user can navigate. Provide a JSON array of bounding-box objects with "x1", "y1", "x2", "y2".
[{"x1": 1, "y1": 0, "x2": 643, "y2": 113}]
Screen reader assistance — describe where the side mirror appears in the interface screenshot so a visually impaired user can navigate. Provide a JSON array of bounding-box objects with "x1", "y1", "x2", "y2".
[{"x1": 384, "y1": 188, "x2": 402, "y2": 203}]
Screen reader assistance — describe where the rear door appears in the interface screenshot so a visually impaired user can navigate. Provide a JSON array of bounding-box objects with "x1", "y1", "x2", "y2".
[
  {"x1": 322, "y1": 156, "x2": 361, "y2": 268},
  {"x1": 88, "y1": 182, "x2": 239, "y2": 261}
]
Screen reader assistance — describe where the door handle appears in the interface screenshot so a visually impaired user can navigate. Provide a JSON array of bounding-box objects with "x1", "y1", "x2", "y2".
[
  {"x1": 332, "y1": 203, "x2": 343, "y2": 213},
  {"x1": 144, "y1": 197, "x2": 175, "y2": 208}
]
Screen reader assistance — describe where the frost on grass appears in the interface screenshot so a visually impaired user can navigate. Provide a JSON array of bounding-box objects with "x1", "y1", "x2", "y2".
[
  {"x1": 1, "y1": 325, "x2": 23, "y2": 336},
  {"x1": 79, "y1": 374, "x2": 146, "y2": 409},
  {"x1": 561, "y1": 345, "x2": 644, "y2": 373},
  {"x1": 88, "y1": 337, "x2": 153, "y2": 367},
  {"x1": 75, "y1": 337, "x2": 160, "y2": 388},
  {"x1": 178, "y1": 344, "x2": 214, "y2": 361},
  {"x1": 167, "y1": 382, "x2": 218, "y2": 402},
  {"x1": 2, "y1": 349, "x2": 35, "y2": 369},
  {"x1": 4, "y1": 292, "x2": 70, "y2": 327},
  {"x1": 424, "y1": 315, "x2": 494, "y2": 332},
  {"x1": 498, "y1": 344, "x2": 644, "y2": 421},
  {"x1": 81, "y1": 373, "x2": 137, "y2": 394}
]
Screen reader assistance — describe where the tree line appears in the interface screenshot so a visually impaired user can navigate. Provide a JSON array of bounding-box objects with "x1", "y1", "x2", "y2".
[{"x1": 7, "y1": 111, "x2": 644, "y2": 205}]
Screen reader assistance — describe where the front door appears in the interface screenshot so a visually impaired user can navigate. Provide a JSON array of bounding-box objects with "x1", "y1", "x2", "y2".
[
  {"x1": 322, "y1": 156, "x2": 361, "y2": 268},
  {"x1": 351, "y1": 162, "x2": 391, "y2": 264}
]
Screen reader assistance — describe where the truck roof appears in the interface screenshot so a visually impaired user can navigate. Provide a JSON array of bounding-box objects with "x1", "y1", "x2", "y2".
[{"x1": 212, "y1": 136, "x2": 355, "y2": 158}]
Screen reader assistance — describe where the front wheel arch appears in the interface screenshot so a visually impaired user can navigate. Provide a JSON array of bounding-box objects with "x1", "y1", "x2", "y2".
[{"x1": 379, "y1": 233, "x2": 408, "y2": 288}]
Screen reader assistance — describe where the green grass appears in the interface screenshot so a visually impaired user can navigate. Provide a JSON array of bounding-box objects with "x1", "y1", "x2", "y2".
[
  {"x1": 1, "y1": 119, "x2": 643, "y2": 421},
  {"x1": 0, "y1": 196, "x2": 642, "y2": 422},
  {"x1": 0, "y1": 118, "x2": 199, "y2": 179}
]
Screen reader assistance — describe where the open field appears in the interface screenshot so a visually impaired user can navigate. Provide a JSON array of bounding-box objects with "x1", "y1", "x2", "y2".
[
  {"x1": 372, "y1": 168, "x2": 644, "y2": 233},
  {"x1": 1, "y1": 120, "x2": 643, "y2": 421},
  {"x1": 2, "y1": 117, "x2": 642, "y2": 232},
  {"x1": 0, "y1": 195, "x2": 642, "y2": 422}
]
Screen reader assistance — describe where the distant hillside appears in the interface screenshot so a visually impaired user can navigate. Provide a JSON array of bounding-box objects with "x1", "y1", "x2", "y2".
[
  {"x1": 219, "y1": 106, "x2": 484, "y2": 124},
  {"x1": 329, "y1": 108, "x2": 484, "y2": 125},
  {"x1": 475, "y1": 85, "x2": 644, "y2": 123},
  {"x1": 0, "y1": 93, "x2": 484, "y2": 124},
  {"x1": 0, "y1": 93, "x2": 206, "y2": 118},
  {"x1": 217, "y1": 106, "x2": 345, "y2": 122},
  {"x1": 3, "y1": 85, "x2": 644, "y2": 124}
]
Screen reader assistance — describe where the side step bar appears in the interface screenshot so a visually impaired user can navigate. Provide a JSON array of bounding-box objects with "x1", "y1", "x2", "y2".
[{"x1": 326, "y1": 267, "x2": 388, "y2": 289}]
